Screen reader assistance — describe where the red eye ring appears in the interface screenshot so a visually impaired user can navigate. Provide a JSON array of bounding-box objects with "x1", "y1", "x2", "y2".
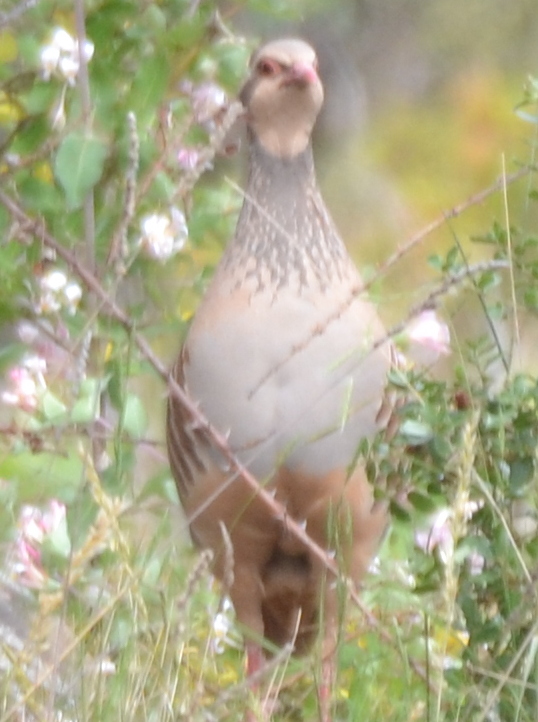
[{"x1": 257, "y1": 58, "x2": 279, "y2": 76}]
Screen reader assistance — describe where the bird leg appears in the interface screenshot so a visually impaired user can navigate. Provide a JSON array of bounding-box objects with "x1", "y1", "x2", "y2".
[
  {"x1": 246, "y1": 639, "x2": 265, "y2": 678},
  {"x1": 319, "y1": 650, "x2": 336, "y2": 722},
  {"x1": 244, "y1": 640, "x2": 274, "y2": 722}
]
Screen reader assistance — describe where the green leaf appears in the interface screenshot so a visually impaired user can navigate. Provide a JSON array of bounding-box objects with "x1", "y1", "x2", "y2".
[
  {"x1": 138, "y1": 470, "x2": 179, "y2": 504},
  {"x1": 407, "y1": 491, "x2": 438, "y2": 513},
  {"x1": 476, "y1": 270, "x2": 501, "y2": 292},
  {"x1": 399, "y1": 419, "x2": 434, "y2": 446},
  {"x1": 509, "y1": 457, "x2": 534, "y2": 493},
  {"x1": 54, "y1": 131, "x2": 108, "y2": 209},
  {"x1": 42, "y1": 390, "x2": 67, "y2": 421},
  {"x1": 0, "y1": 451, "x2": 84, "y2": 503},
  {"x1": 389, "y1": 499, "x2": 411, "y2": 522},
  {"x1": 43, "y1": 514, "x2": 72, "y2": 558},
  {"x1": 18, "y1": 175, "x2": 63, "y2": 214},
  {"x1": 127, "y1": 54, "x2": 170, "y2": 126},
  {"x1": 456, "y1": 535, "x2": 492, "y2": 563},
  {"x1": 70, "y1": 377, "x2": 105, "y2": 424},
  {"x1": 123, "y1": 393, "x2": 147, "y2": 438}
]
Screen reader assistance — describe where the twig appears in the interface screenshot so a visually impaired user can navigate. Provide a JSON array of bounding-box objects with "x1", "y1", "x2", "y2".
[
  {"x1": 0, "y1": 0, "x2": 39, "y2": 29},
  {"x1": 502, "y1": 154, "x2": 521, "y2": 369},
  {"x1": 107, "y1": 112, "x2": 140, "y2": 269},
  {"x1": 451, "y1": 231, "x2": 510, "y2": 373},
  {"x1": 0, "y1": 580, "x2": 133, "y2": 722},
  {"x1": 473, "y1": 617, "x2": 538, "y2": 722},
  {"x1": 74, "y1": 0, "x2": 96, "y2": 274},
  {"x1": 467, "y1": 663, "x2": 538, "y2": 693},
  {"x1": 172, "y1": 99, "x2": 244, "y2": 203},
  {"x1": 472, "y1": 469, "x2": 532, "y2": 585}
]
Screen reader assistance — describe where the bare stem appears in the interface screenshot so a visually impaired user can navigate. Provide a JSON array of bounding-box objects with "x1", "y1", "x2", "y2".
[{"x1": 74, "y1": 0, "x2": 96, "y2": 275}]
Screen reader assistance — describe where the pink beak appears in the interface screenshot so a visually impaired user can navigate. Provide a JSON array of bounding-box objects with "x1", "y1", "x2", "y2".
[{"x1": 285, "y1": 61, "x2": 318, "y2": 86}]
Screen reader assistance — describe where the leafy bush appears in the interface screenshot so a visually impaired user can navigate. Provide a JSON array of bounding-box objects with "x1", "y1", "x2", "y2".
[{"x1": 1, "y1": 1, "x2": 538, "y2": 720}]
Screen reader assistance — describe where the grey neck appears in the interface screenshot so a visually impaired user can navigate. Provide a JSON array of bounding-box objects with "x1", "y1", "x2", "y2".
[
  {"x1": 221, "y1": 135, "x2": 350, "y2": 293},
  {"x1": 245, "y1": 136, "x2": 317, "y2": 198}
]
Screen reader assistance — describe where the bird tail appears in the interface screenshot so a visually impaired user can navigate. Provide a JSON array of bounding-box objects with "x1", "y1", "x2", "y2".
[{"x1": 261, "y1": 550, "x2": 318, "y2": 654}]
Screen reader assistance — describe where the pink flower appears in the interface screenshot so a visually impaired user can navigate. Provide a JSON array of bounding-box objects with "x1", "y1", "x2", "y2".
[
  {"x1": 415, "y1": 508, "x2": 453, "y2": 561},
  {"x1": 415, "y1": 502, "x2": 485, "y2": 574},
  {"x1": 41, "y1": 499, "x2": 66, "y2": 535},
  {"x1": 12, "y1": 537, "x2": 46, "y2": 587},
  {"x1": 2, "y1": 354, "x2": 47, "y2": 411},
  {"x1": 404, "y1": 310, "x2": 451, "y2": 366},
  {"x1": 177, "y1": 147, "x2": 200, "y2": 171},
  {"x1": 191, "y1": 82, "x2": 228, "y2": 126},
  {"x1": 11, "y1": 501, "x2": 67, "y2": 588},
  {"x1": 468, "y1": 551, "x2": 485, "y2": 576}
]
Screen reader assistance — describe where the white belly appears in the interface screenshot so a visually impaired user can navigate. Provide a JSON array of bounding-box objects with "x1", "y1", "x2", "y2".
[{"x1": 185, "y1": 282, "x2": 390, "y2": 480}]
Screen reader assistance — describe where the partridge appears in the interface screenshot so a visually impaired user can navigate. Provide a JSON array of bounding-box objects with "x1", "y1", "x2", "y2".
[{"x1": 167, "y1": 38, "x2": 393, "y2": 719}]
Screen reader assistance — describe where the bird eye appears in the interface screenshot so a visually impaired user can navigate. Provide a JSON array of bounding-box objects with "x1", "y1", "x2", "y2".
[{"x1": 257, "y1": 59, "x2": 278, "y2": 76}]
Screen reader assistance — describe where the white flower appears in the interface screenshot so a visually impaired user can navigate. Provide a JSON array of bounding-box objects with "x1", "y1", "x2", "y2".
[
  {"x1": 40, "y1": 44, "x2": 60, "y2": 79},
  {"x1": 51, "y1": 27, "x2": 76, "y2": 54},
  {"x1": 37, "y1": 270, "x2": 65, "y2": 313},
  {"x1": 139, "y1": 209, "x2": 188, "y2": 261},
  {"x1": 42, "y1": 269, "x2": 68, "y2": 292},
  {"x1": 211, "y1": 598, "x2": 241, "y2": 653},
  {"x1": 58, "y1": 55, "x2": 80, "y2": 84},
  {"x1": 64, "y1": 282, "x2": 83, "y2": 314},
  {"x1": 80, "y1": 39, "x2": 94, "y2": 63},
  {"x1": 403, "y1": 310, "x2": 451, "y2": 367},
  {"x1": 35, "y1": 269, "x2": 83, "y2": 315},
  {"x1": 23, "y1": 354, "x2": 47, "y2": 384},
  {"x1": 97, "y1": 659, "x2": 116, "y2": 676},
  {"x1": 39, "y1": 27, "x2": 94, "y2": 84},
  {"x1": 17, "y1": 321, "x2": 39, "y2": 344}
]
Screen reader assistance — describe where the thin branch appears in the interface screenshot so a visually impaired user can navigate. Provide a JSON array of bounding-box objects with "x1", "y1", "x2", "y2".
[
  {"x1": 0, "y1": 0, "x2": 39, "y2": 29},
  {"x1": 451, "y1": 230, "x2": 510, "y2": 374},
  {"x1": 107, "y1": 111, "x2": 139, "y2": 269},
  {"x1": 502, "y1": 154, "x2": 521, "y2": 369},
  {"x1": 0, "y1": 580, "x2": 133, "y2": 722},
  {"x1": 474, "y1": 617, "x2": 538, "y2": 722},
  {"x1": 74, "y1": 0, "x2": 96, "y2": 275}
]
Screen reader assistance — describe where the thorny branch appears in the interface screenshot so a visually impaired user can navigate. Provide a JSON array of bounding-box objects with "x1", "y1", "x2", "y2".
[{"x1": 0, "y1": 164, "x2": 532, "y2": 691}]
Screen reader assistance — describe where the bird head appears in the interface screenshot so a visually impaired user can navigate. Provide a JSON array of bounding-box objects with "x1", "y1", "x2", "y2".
[{"x1": 240, "y1": 38, "x2": 324, "y2": 159}]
